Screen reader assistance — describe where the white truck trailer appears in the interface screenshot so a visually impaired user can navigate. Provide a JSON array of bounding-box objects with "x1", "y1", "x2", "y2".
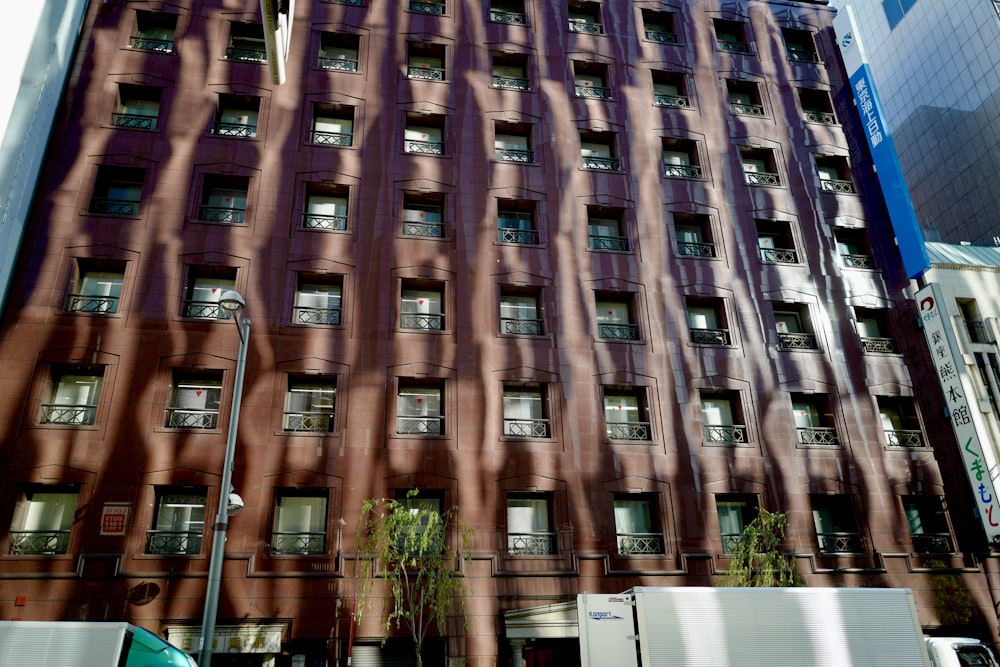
[
  {"x1": 0, "y1": 621, "x2": 197, "y2": 667},
  {"x1": 577, "y1": 587, "x2": 996, "y2": 667}
]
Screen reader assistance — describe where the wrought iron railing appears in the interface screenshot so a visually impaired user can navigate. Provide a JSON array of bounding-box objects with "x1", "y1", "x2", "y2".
[
  {"x1": 778, "y1": 332, "x2": 818, "y2": 350},
  {"x1": 797, "y1": 426, "x2": 838, "y2": 445},
  {"x1": 817, "y1": 532, "x2": 862, "y2": 554},
  {"x1": 130, "y1": 36, "x2": 173, "y2": 52},
  {"x1": 403, "y1": 220, "x2": 445, "y2": 237},
  {"x1": 41, "y1": 404, "x2": 97, "y2": 425},
  {"x1": 787, "y1": 49, "x2": 819, "y2": 63},
  {"x1": 691, "y1": 328, "x2": 730, "y2": 346},
  {"x1": 617, "y1": 532, "x2": 663, "y2": 555},
  {"x1": 664, "y1": 164, "x2": 702, "y2": 178},
  {"x1": 401, "y1": 313, "x2": 444, "y2": 330},
  {"x1": 582, "y1": 156, "x2": 620, "y2": 170},
  {"x1": 912, "y1": 533, "x2": 954, "y2": 554},
  {"x1": 198, "y1": 206, "x2": 245, "y2": 223},
  {"x1": 409, "y1": 1, "x2": 444, "y2": 14},
  {"x1": 407, "y1": 66, "x2": 445, "y2": 80},
  {"x1": 295, "y1": 307, "x2": 342, "y2": 326},
  {"x1": 568, "y1": 20, "x2": 603, "y2": 34},
  {"x1": 965, "y1": 320, "x2": 993, "y2": 344},
  {"x1": 678, "y1": 241, "x2": 715, "y2": 257},
  {"x1": 508, "y1": 532, "x2": 555, "y2": 555},
  {"x1": 312, "y1": 130, "x2": 353, "y2": 146},
  {"x1": 405, "y1": 139, "x2": 445, "y2": 154},
  {"x1": 704, "y1": 425, "x2": 747, "y2": 444},
  {"x1": 589, "y1": 234, "x2": 629, "y2": 251},
  {"x1": 498, "y1": 228, "x2": 539, "y2": 244},
  {"x1": 744, "y1": 171, "x2": 781, "y2": 186},
  {"x1": 502, "y1": 317, "x2": 543, "y2": 335},
  {"x1": 861, "y1": 336, "x2": 897, "y2": 353},
  {"x1": 717, "y1": 39, "x2": 751, "y2": 54},
  {"x1": 490, "y1": 9, "x2": 527, "y2": 24},
  {"x1": 841, "y1": 253, "x2": 873, "y2": 269},
  {"x1": 397, "y1": 416, "x2": 443, "y2": 435},
  {"x1": 598, "y1": 323, "x2": 639, "y2": 340},
  {"x1": 90, "y1": 198, "x2": 139, "y2": 216},
  {"x1": 212, "y1": 122, "x2": 256, "y2": 138},
  {"x1": 654, "y1": 93, "x2": 689, "y2": 108},
  {"x1": 504, "y1": 418, "x2": 550, "y2": 438},
  {"x1": 721, "y1": 532, "x2": 741, "y2": 554},
  {"x1": 112, "y1": 113, "x2": 157, "y2": 130},
  {"x1": 318, "y1": 57, "x2": 359, "y2": 71},
  {"x1": 804, "y1": 110, "x2": 836, "y2": 125},
  {"x1": 226, "y1": 46, "x2": 267, "y2": 61},
  {"x1": 493, "y1": 75, "x2": 529, "y2": 90},
  {"x1": 645, "y1": 30, "x2": 678, "y2": 44},
  {"x1": 183, "y1": 300, "x2": 232, "y2": 319},
  {"x1": 9, "y1": 530, "x2": 71, "y2": 555},
  {"x1": 884, "y1": 429, "x2": 924, "y2": 448},
  {"x1": 731, "y1": 102, "x2": 765, "y2": 116},
  {"x1": 607, "y1": 421, "x2": 651, "y2": 440},
  {"x1": 284, "y1": 411, "x2": 334, "y2": 432},
  {"x1": 495, "y1": 148, "x2": 534, "y2": 163},
  {"x1": 165, "y1": 408, "x2": 219, "y2": 429},
  {"x1": 145, "y1": 530, "x2": 202, "y2": 555},
  {"x1": 271, "y1": 532, "x2": 326, "y2": 555},
  {"x1": 820, "y1": 179, "x2": 855, "y2": 193},
  {"x1": 761, "y1": 247, "x2": 798, "y2": 264},
  {"x1": 66, "y1": 294, "x2": 119, "y2": 314},
  {"x1": 303, "y1": 213, "x2": 347, "y2": 231},
  {"x1": 575, "y1": 85, "x2": 612, "y2": 99}
]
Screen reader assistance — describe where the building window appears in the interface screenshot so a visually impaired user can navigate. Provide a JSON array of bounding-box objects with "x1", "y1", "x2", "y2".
[
  {"x1": 603, "y1": 388, "x2": 650, "y2": 441},
  {"x1": 902, "y1": 497, "x2": 953, "y2": 554},
  {"x1": 66, "y1": 260, "x2": 124, "y2": 314},
  {"x1": 700, "y1": 391, "x2": 746, "y2": 444},
  {"x1": 674, "y1": 213, "x2": 715, "y2": 258},
  {"x1": 404, "y1": 113, "x2": 445, "y2": 155},
  {"x1": 641, "y1": 9, "x2": 677, "y2": 44},
  {"x1": 773, "y1": 304, "x2": 818, "y2": 350},
  {"x1": 497, "y1": 199, "x2": 538, "y2": 245},
  {"x1": 573, "y1": 61, "x2": 611, "y2": 99},
  {"x1": 401, "y1": 282, "x2": 445, "y2": 330},
  {"x1": 756, "y1": 219, "x2": 798, "y2": 264},
  {"x1": 271, "y1": 491, "x2": 328, "y2": 555},
  {"x1": 798, "y1": 88, "x2": 836, "y2": 125},
  {"x1": 855, "y1": 308, "x2": 896, "y2": 353},
  {"x1": 145, "y1": 487, "x2": 206, "y2": 555},
  {"x1": 407, "y1": 42, "x2": 446, "y2": 80},
  {"x1": 283, "y1": 377, "x2": 336, "y2": 432},
  {"x1": 318, "y1": 32, "x2": 360, "y2": 71},
  {"x1": 312, "y1": 104, "x2": 354, "y2": 146},
  {"x1": 226, "y1": 22, "x2": 267, "y2": 61},
  {"x1": 716, "y1": 494, "x2": 757, "y2": 553},
  {"x1": 197, "y1": 175, "x2": 248, "y2": 223},
  {"x1": 397, "y1": 380, "x2": 444, "y2": 435},
  {"x1": 596, "y1": 294, "x2": 639, "y2": 341},
  {"x1": 490, "y1": 0, "x2": 527, "y2": 24},
  {"x1": 740, "y1": 147, "x2": 781, "y2": 186},
  {"x1": 182, "y1": 267, "x2": 236, "y2": 319},
  {"x1": 166, "y1": 371, "x2": 222, "y2": 429},
  {"x1": 41, "y1": 366, "x2": 103, "y2": 426},
  {"x1": 714, "y1": 19, "x2": 750, "y2": 53},
  {"x1": 130, "y1": 11, "x2": 176, "y2": 52},
  {"x1": 90, "y1": 166, "x2": 144, "y2": 216},
  {"x1": 113, "y1": 84, "x2": 162, "y2": 130},
  {"x1": 8, "y1": 485, "x2": 78, "y2": 555},
  {"x1": 494, "y1": 122, "x2": 534, "y2": 163},
  {"x1": 492, "y1": 52, "x2": 530, "y2": 89},
  {"x1": 811, "y1": 495, "x2": 862, "y2": 554},
  {"x1": 212, "y1": 94, "x2": 259, "y2": 138},
  {"x1": 662, "y1": 138, "x2": 702, "y2": 178},
  {"x1": 614, "y1": 496, "x2": 663, "y2": 555},
  {"x1": 402, "y1": 192, "x2": 445, "y2": 238},
  {"x1": 294, "y1": 276, "x2": 343, "y2": 326},
  {"x1": 580, "y1": 130, "x2": 619, "y2": 170},
  {"x1": 791, "y1": 393, "x2": 838, "y2": 445},
  {"x1": 587, "y1": 206, "x2": 628, "y2": 251},
  {"x1": 687, "y1": 298, "x2": 730, "y2": 346},
  {"x1": 507, "y1": 494, "x2": 555, "y2": 555},
  {"x1": 878, "y1": 397, "x2": 924, "y2": 447},
  {"x1": 958, "y1": 299, "x2": 992, "y2": 344},
  {"x1": 410, "y1": 0, "x2": 445, "y2": 14},
  {"x1": 835, "y1": 229, "x2": 874, "y2": 269},
  {"x1": 652, "y1": 70, "x2": 689, "y2": 108},
  {"x1": 500, "y1": 288, "x2": 543, "y2": 335},
  {"x1": 568, "y1": 1, "x2": 603, "y2": 33},
  {"x1": 303, "y1": 183, "x2": 348, "y2": 231},
  {"x1": 782, "y1": 28, "x2": 819, "y2": 62},
  {"x1": 816, "y1": 155, "x2": 855, "y2": 193},
  {"x1": 726, "y1": 80, "x2": 764, "y2": 117},
  {"x1": 503, "y1": 384, "x2": 550, "y2": 438}
]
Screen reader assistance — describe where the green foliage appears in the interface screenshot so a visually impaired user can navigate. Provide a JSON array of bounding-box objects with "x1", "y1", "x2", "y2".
[
  {"x1": 353, "y1": 492, "x2": 474, "y2": 667},
  {"x1": 721, "y1": 508, "x2": 803, "y2": 587}
]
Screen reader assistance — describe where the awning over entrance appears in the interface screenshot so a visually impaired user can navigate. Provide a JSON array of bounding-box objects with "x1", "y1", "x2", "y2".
[
  {"x1": 165, "y1": 624, "x2": 284, "y2": 655},
  {"x1": 503, "y1": 601, "x2": 579, "y2": 640}
]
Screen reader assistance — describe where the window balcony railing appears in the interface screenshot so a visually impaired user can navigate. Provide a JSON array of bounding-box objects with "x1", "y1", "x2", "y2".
[
  {"x1": 568, "y1": 20, "x2": 603, "y2": 34},
  {"x1": 312, "y1": 130, "x2": 353, "y2": 146},
  {"x1": 198, "y1": 206, "x2": 245, "y2": 223},
  {"x1": 607, "y1": 421, "x2": 651, "y2": 440},
  {"x1": 664, "y1": 164, "x2": 702, "y2": 178},
  {"x1": 401, "y1": 313, "x2": 444, "y2": 330},
  {"x1": 493, "y1": 74, "x2": 529, "y2": 90},
  {"x1": 145, "y1": 530, "x2": 203, "y2": 555},
  {"x1": 912, "y1": 533, "x2": 954, "y2": 554},
  {"x1": 761, "y1": 247, "x2": 798, "y2": 264},
  {"x1": 502, "y1": 316, "x2": 543, "y2": 335},
  {"x1": 504, "y1": 418, "x2": 551, "y2": 438},
  {"x1": 295, "y1": 306, "x2": 342, "y2": 326},
  {"x1": 41, "y1": 404, "x2": 97, "y2": 425},
  {"x1": 965, "y1": 320, "x2": 993, "y2": 344},
  {"x1": 407, "y1": 66, "x2": 445, "y2": 80},
  {"x1": 405, "y1": 139, "x2": 445, "y2": 154},
  {"x1": 90, "y1": 198, "x2": 140, "y2": 216},
  {"x1": 616, "y1": 532, "x2": 664, "y2": 555},
  {"x1": 797, "y1": 426, "x2": 838, "y2": 445},
  {"x1": 717, "y1": 39, "x2": 751, "y2": 54},
  {"x1": 409, "y1": 0, "x2": 444, "y2": 14},
  {"x1": 778, "y1": 332, "x2": 818, "y2": 350},
  {"x1": 589, "y1": 234, "x2": 629, "y2": 251},
  {"x1": 678, "y1": 241, "x2": 716, "y2": 258},
  {"x1": 691, "y1": 328, "x2": 730, "y2": 346},
  {"x1": 397, "y1": 416, "x2": 444, "y2": 435},
  {"x1": 508, "y1": 532, "x2": 556, "y2": 555},
  {"x1": 787, "y1": 49, "x2": 819, "y2": 63},
  {"x1": 112, "y1": 113, "x2": 157, "y2": 130},
  {"x1": 841, "y1": 253, "x2": 873, "y2": 269},
  {"x1": 66, "y1": 294, "x2": 119, "y2": 314},
  {"x1": 820, "y1": 179, "x2": 855, "y2": 193},
  {"x1": 130, "y1": 35, "x2": 173, "y2": 52},
  {"x1": 598, "y1": 323, "x2": 639, "y2": 341},
  {"x1": 704, "y1": 424, "x2": 747, "y2": 444},
  {"x1": 8, "y1": 530, "x2": 70, "y2": 555},
  {"x1": 318, "y1": 57, "x2": 359, "y2": 71},
  {"x1": 284, "y1": 411, "x2": 335, "y2": 432},
  {"x1": 498, "y1": 227, "x2": 539, "y2": 244},
  {"x1": 183, "y1": 300, "x2": 233, "y2": 320},
  {"x1": 804, "y1": 110, "x2": 836, "y2": 125},
  {"x1": 861, "y1": 336, "x2": 897, "y2": 353},
  {"x1": 582, "y1": 156, "x2": 620, "y2": 170},
  {"x1": 491, "y1": 9, "x2": 527, "y2": 24},
  {"x1": 731, "y1": 102, "x2": 765, "y2": 116},
  {"x1": 645, "y1": 30, "x2": 678, "y2": 44},
  {"x1": 165, "y1": 408, "x2": 220, "y2": 429},
  {"x1": 495, "y1": 148, "x2": 534, "y2": 163},
  {"x1": 654, "y1": 93, "x2": 690, "y2": 108},
  {"x1": 303, "y1": 213, "x2": 347, "y2": 231},
  {"x1": 884, "y1": 429, "x2": 924, "y2": 448},
  {"x1": 816, "y1": 531, "x2": 862, "y2": 554},
  {"x1": 226, "y1": 46, "x2": 267, "y2": 62},
  {"x1": 212, "y1": 122, "x2": 256, "y2": 138},
  {"x1": 744, "y1": 171, "x2": 781, "y2": 186},
  {"x1": 721, "y1": 532, "x2": 742, "y2": 554},
  {"x1": 403, "y1": 220, "x2": 445, "y2": 237},
  {"x1": 271, "y1": 532, "x2": 326, "y2": 555},
  {"x1": 575, "y1": 85, "x2": 612, "y2": 99}
]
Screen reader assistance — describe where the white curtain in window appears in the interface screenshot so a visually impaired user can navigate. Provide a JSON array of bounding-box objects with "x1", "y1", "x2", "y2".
[
  {"x1": 191, "y1": 277, "x2": 234, "y2": 304},
  {"x1": 588, "y1": 218, "x2": 618, "y2": 237},
  {"x1": 856, "y1": 316, "x2": 880, "y2": 338},
  {"x1": 205, "y1": 188, "x2": 246, "y2": 211},
  {"x1": 792, "y1": 402, "x2": 819, "y2": 428},
  {"x1": 285, "y1": 384, "x2": 335, "y2": 413},
  {"x1": 501, "y1": 296, "x2": 537, "y2": 319},
  {"x1": 581, "y1": 142, "x2": 610, "y2": 158},
  {"x1": 403, "y1": 205, "x2": 441, "y2": 223},
  {"x1": 605, "y1": 394, "x2": 639, "y2": 424},
  {"x1": 879, "y1": 407, "x2": 902, "y2": 430},
  {"x1": 503, "y1": 391, "x2": 543, "y2": 419},
  {"x1": 676, "y1": 226, "x2": 702, "y2": 244},
  {"x1": 19, "y1": 492, "x2": 77, "y2": 531},
  {"x1": 52, "y1": 374, "x2": 101, "y2": 407},
  {"x1": 174, "y1": 382, "x2": 221, "y2": 410},
  {"x1": 398, "y1": 388, "x2": 440, "y2": 416},
  {"x1": 495, "y1": 134, "x2": 528, "y2": 151},
  {"x1": 401, "y1": 290, "x2": 441, "y2": 314},
  {"x1": 220, "y1": 108, "x2": 258, "y2": 126},
  {"x1": 275, "y1": 496, "x2": 327, "y2": 533},
  {"x1": 507, "y1": 498, "x2": 549, "y2": 533},
  {"x1": 596, "y1": 301, "x2": 628, "y2": 324},
  {"x1": 653, "y1": 82, "x2": 679, "y2": 97},
  {"x1": 687, "y1": 306, "x2": 717, "y2": 330},
  {"x1": 701, "y1": 398, "x2": 733, "y2": 426},
  {"x1": 296, "y1": 285, "x2": 341, "y2": 310},
  {"x1": 307, "y1": 195, "x2": 347, "y2": 216},
  {"x1": 321, "y1": 46, "x2": 356, "y2": 61},
  {"x1": 404, "y1": 126, "x2": 441, "y2": 143},
  {"x1": 156, "y1": 495, "x2": 206, "y2": 533},
  {"x1": 315, "y1": 117, "x2": 353, "y2": 135},
  {"x1": 80, "y1": 271, "x2": 123, "y2": 299},
  {"x1": 663, "y1": 150, "x2": 690, "y2": 166},
  {"x1": 614, "y1": 500, "x2": 651, "y2": 534}
]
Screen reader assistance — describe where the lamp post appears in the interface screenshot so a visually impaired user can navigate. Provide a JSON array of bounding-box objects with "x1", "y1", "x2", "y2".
[{"x1": 198, "y1": 290, "x2": 250, "y2": 667}]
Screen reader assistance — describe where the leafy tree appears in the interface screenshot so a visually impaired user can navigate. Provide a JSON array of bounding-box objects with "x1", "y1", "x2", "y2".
[
  {"x1": 721, "y1": 508, "x2": 803, "y2": 587},
  {"x1": 353, "y1": 492, "x2": 474, "y2": 667}
]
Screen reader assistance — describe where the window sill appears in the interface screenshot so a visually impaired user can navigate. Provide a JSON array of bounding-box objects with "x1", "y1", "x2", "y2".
[
  {"x1": 29, "y1": 421, "x2": 101, "y2": 432},
  {"x1": 274, "y1": 427, "x2": 341, "y2": 438}
]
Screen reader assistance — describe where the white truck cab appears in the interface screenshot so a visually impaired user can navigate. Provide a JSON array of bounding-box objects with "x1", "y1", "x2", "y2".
[{"x1": 925, "y1": 637, "x2": 999, "y2": 667}]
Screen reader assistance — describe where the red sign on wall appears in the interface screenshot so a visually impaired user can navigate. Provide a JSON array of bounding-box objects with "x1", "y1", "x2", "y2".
[{"x1": 100, "y1": 503, "x2": 130, "y2": 536}]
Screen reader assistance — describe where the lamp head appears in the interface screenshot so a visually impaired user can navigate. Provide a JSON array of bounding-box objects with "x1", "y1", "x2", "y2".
[
  {"x1": 219, "y1": 290, "x2": 246, "y2": 312},
  {"x1": 227, "y1": 491, "x2": 245, "y2": 516}
]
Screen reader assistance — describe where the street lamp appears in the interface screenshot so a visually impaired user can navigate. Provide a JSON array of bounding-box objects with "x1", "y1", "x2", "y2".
[{"x1": 198, "y1": 290, "x2": 251, "y2": 667}]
